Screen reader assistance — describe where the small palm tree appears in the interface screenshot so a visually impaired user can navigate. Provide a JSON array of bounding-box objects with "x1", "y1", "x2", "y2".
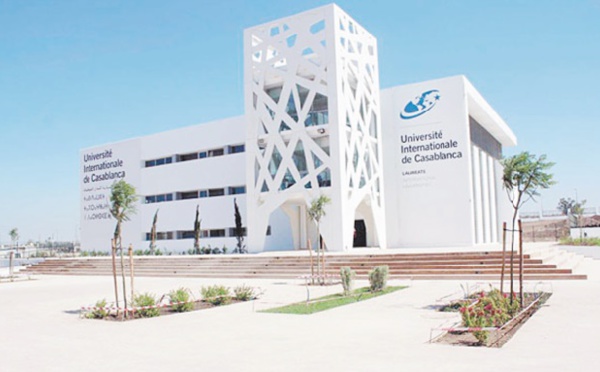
[
  {"x1": 308, "y1": 195, "x2": 331, "y2": 285},
  {"x1": 109, "y1": 180, "x2": 138, "y2": 318}
]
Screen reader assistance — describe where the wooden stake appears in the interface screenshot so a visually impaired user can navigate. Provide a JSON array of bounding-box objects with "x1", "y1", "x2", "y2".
[
  {"x1": 501, "y1": 222, "x2": 506, "y2": 293},
  {"x1": 129, "y1": 244, "x2": 134, "y2": 312},
  {"x1": 111, "y1": 239, "x2": 119, "y2": 318},
  {"x1": 308, "y1": 238, "x2": 314, "y2": 285},
  {"x1": 518, "y1": 219, "x2": 524, "y2": 308}
]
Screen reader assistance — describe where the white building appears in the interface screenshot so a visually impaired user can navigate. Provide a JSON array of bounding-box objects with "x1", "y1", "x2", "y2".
[{"x1": 80, "y1": 5, "x2": 516, "y2": 253}]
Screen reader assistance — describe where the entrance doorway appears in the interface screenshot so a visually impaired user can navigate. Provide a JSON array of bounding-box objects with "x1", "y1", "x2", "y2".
[{"x1": 353, "y1": 220, "x2": 366, "y2": 247}]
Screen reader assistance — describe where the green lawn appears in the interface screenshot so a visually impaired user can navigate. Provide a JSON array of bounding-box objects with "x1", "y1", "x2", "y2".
[
  {"x1": 261, "y1": 286, "x2": 406, "y2": 315},
  {"x1": 559, "y1": 237, "x2": 600, "y2": 246}
]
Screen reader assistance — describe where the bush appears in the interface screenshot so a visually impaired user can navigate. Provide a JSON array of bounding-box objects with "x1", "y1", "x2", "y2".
[
  {"x1": 132, "y1": 293, "x2": 161, "y2": 318},
  {"x1": 368, "y1": 265, "x2": 389, "y2": 292},
  {"x1": 201, "y1": 285, "x2": 232, "y2": 305},
  {"x1": 233, "y1": 284, "x2": 256, "y2": 301},
  {"x1": 86, "y1": 299, "x2": 109, "y2": 319},
  {"x1": 459, "y1": 289, "x2": 521, "y2": 344},
  {"x1": 340, "y1": 267, "x2": 356, "y2": 296},
  {"x1": 169, "y1": 288, "x2": 194, "y2": 312}
]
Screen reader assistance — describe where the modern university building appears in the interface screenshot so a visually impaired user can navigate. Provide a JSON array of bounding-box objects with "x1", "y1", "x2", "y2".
[{"x1": 80, "y1": 4, "x2": 517, "y2": 253}]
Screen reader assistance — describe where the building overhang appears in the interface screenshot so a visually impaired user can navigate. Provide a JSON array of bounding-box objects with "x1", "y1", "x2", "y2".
[{"x1": 463, "y1": 76, "x2": 517, "y2": 147}]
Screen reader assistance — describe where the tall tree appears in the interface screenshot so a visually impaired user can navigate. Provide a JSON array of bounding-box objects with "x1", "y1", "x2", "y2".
[
  {"x1": 308, "y1": 195, "x2": 331, "y2": 285},
  {"x1": 9, "y1": 228, "x2": 19, "y2": 249},
  {"x1": 149, "y1": 209, "x2": 159, "y2": 254},
  {"x1": 193, "y1": 205, "x2": 201, "y2": 254},
  {"x1": 557, "y1": 198, "x2": 575, "y2": 216},
  {"x1": 233, "y1": 198, "x2": 246, "y2": 254},
  {"x1": 109, "y1": 180, "x2": 138, "y2": 319},
  {"x1": 501, "y1": 152, "x2": 554, "y2": 297}
]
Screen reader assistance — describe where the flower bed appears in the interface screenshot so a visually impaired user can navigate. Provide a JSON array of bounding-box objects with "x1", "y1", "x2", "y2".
[
  {"x1": 81, "y1": 284, "x2": 259, "y2": 321},
  {"x1": 433, "y1": 289, "x2": 552, "y2": 347}
]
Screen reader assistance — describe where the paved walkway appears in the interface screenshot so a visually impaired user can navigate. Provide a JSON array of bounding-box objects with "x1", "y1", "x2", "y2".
[{"x1": 1, "y1": 248, "x2": 599, "y2": 371}]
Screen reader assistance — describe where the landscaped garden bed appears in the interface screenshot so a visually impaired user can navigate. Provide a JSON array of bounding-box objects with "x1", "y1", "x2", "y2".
[
  {"x1": 432, "y1": 288, "x2": 552, "y2": 347},
  {"x1": 82, "y1": 284, "x2": 259, "y2": 321},
  {"x1": 261, "y1": 285, "x2": 406, "y2": 314}
]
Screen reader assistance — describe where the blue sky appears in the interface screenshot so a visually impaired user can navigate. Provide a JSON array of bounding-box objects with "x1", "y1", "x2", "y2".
[{"x1": 1, "y1": 0, "x2": 599, "y2": 243}]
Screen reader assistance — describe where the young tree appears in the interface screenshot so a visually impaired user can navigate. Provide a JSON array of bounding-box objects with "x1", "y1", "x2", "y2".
[
  {"x1": 9, "y1": 228, "x2": 19, "y2": 249},
  {"x1": 193, "y1": 205, "x2": 201, "y2": 254},
  {"x1": 233, "y1": 198, "x2": 246, "y2": 254},
  {"x1": 109, "y1": 180, "x2": 138, "y2": 318},
  {"x1": 308, "y1": 195, "x2": 331, "y2": 285},
  {"x1": 501, "y1": 152, "x2": 554, "y2": 297},
  {"x1": 149, "y1": 209, "x2": 159, "y2": 254}
]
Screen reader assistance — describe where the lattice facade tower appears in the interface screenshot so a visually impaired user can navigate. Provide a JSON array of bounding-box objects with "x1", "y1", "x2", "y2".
[{"x1": 244, "y1": 4, "x2": 386, "y2": 252}]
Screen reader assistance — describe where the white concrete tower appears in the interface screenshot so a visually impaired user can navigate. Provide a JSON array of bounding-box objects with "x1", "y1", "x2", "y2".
[{"x1": 244, "y1": 4, "x2": 386, "y2": 252}]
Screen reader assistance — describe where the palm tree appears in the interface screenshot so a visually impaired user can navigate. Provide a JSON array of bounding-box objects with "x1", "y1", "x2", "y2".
[
  {"x1": 109, "y1": 180, "x2": 138, "y2": 318},
  {"x1": 308, "y1": 195, "x2": 331, "y2": 285},
  {"x1": 9, "y1": 228, "x2": 19, "y2": 249},
  {"x1": 501, "y1": 152, "x2": 554, "y2": 302}
]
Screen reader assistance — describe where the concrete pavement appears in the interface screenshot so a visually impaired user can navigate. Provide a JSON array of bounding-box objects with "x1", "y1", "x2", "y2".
[{"x1": 0, "y1": 250, "x2": 599, "y2": 371}]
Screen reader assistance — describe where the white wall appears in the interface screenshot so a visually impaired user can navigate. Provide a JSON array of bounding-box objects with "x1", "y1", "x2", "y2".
[
  {"x1": 80, "y1": 118, "x2": 293, "y2": 253},
  {"x1": 381, "y1": 76, "x2": 474, "y2": 247}
]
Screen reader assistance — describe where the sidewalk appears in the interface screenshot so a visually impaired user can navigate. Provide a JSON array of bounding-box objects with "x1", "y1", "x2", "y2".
[{"x1": 0, "y1": 254, "x2": 598, "y2": 371}]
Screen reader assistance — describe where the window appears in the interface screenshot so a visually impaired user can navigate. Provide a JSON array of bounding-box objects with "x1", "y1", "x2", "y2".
[
  {"x1": 209, "y1": 229, "x2": 226, "y2": 238},
  {"x1": 266, "y1": 225, "x2": 272, "y2": 236},
  {"x1": 144, "y1": 156, "x2": 172, "y2": 168},
  {"x1": 145, "y1": 195, "x2": 156, "y2": 204},
  {"x1": 156, "y1": 194, "x2": 166, "y2": 202},
  {"x1": 228, "y1": 186, "x2": 246, "y2": 195},
  {"x1": 228, "y1": 144, "x2": 245, "y2": 154},
  {"x1": 199, "y1": 151, "x2": 207, "y2": 159},
  {"x1": 199, "y1": 190, "x2": 208, "y2": 198},
  {"x1": 208, "y1": 188, "x2": 225, "y2": 197},
  {"x1": 179, "y1": 191, "x2": 198, "y2": 200},
  {"x1": 178, "y1": 153, "x2": 198, "y2": 162},
  {"x1": 208, "y1": 148, "x2": 224, "y2": 157},
  {"x1": 228, "y1": 227, "x2": 247, "y2": 237},
  {"x1": 177, "y1": 231, "x2": 195, "y2": 239}
]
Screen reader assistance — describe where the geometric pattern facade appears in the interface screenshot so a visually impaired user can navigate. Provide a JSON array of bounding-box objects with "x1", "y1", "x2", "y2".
[{"x1": 244, "y1": 5, "x2": 386, "y2": 251}]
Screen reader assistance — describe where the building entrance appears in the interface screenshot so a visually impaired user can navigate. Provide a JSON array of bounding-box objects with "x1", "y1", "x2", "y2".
[{"x1": 353, "y1": 220, "x2": 367, "y2": 247}]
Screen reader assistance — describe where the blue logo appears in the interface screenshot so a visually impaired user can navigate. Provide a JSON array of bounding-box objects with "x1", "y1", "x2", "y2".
[{"x1": 400, "y1": 89, "x2": 441, "y2": 120}]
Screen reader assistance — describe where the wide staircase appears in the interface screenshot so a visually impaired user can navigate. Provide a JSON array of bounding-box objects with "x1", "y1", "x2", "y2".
[{"x1": 21, "y1": 248, "x2": 587, "y2": 280}]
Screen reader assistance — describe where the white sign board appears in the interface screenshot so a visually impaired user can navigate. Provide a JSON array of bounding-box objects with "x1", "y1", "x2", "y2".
[{"x1": 80, "y1": 139, "x2": 142, "y2": 251}]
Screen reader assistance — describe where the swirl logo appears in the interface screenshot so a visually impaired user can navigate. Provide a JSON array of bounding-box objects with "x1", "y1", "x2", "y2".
[{"x1": 400, "y1": 89, "x2": 441, "y2": 120}]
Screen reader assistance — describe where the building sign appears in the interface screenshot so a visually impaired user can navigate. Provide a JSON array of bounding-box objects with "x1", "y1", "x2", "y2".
[{"x1": 80, "y1": 140, "x2": 141, "y2": 250}]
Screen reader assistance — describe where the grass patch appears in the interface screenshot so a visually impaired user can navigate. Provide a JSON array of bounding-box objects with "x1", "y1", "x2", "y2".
[
  {"x1": 261, "y1": 286, "x2": 406, "y2": 315},
  {"x1": 559, "y1": 237, "x2": 600, "y2": 246}
]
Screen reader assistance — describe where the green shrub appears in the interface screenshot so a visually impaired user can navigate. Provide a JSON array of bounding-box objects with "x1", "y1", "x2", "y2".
[
  {"x1": 86, "y1": 299, "x2": 109, "y2": 319},
  {"x1": 368, "y1": 265, "x2": 389, "y2": 292},
  {"x1": 201, "y1": 285, "x2": 232, "y2": 305},
  {"x1": 340, "y1": 266, "x2": 356, "y2": 296},
  {"x1": 169, "y1": 288, "x2": 194, "y2": 312},
  {"x1": 233, "y1": 284, "x2": 255, "y2": 301},
  {"x1": 132, "y1": 293, "x2": 161, "y2": 318}
]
